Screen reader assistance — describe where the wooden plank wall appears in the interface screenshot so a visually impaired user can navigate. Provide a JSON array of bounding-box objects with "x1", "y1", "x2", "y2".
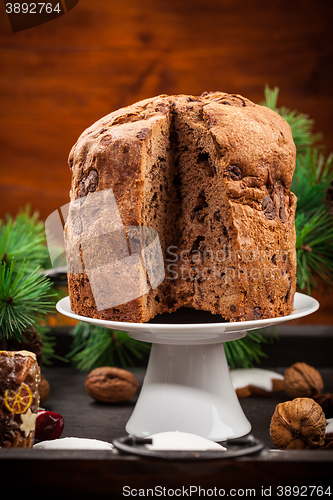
[{"x1": 0, "y1": 0, "x2": 332, "y2": 324}]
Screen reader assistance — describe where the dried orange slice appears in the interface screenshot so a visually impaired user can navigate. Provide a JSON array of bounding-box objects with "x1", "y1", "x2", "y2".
[{"x1": 4, "y1": 383, "x2": 33, "y2": 414}]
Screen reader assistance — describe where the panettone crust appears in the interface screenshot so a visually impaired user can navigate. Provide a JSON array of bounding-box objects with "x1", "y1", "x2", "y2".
[{"x1": 66, "y1": 92, "x2": 297, "y2": 323}]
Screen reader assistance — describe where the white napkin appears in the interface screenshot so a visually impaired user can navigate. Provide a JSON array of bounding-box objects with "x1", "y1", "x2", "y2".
[
  {"x1": 144, "y1": 431, "x2": 226, "y2": 451},
  {"x1": 34, "y1": 437, "x2": 113, "y2": 450}
]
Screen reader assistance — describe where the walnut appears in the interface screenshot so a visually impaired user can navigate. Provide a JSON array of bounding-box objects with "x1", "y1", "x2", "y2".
[
  {"x1": 270, "y1": 398, "x2": 326, "y2": 449},
  {"x1": 283, "y1": 362, "x2": 323, "y2": 398},
  {"x1": 85, "y1": 367, "x2": 139, "y2": 403},
  {"x1": 38, "y1": 374, "x2": 50, "y2": 405}
]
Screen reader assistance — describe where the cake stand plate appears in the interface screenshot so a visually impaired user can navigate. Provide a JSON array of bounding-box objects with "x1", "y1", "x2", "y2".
[{"x1": 56, "y1": 293, "x2": 318, "y2": 442}]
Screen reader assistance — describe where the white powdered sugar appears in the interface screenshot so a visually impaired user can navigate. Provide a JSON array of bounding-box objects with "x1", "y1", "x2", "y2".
[
  {"x1": 34, "y1": 437, "x2": 113, "y2": 450},
  {"x1": 326, "y1": 418, "x2": 333, "y2": 435},
  {"x1": 230, "y1": 368, "x2": 284, "y2": 392},
  {"x1": 145, "y1": 431, "x2": 227, "y2": 451}
]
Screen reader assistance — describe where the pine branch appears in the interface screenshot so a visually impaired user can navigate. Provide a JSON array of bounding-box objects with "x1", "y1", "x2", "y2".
[
  {"x1": 0, "y1": 260, "x2": 55, "y2": 343},
  {"x1": 224, "y1": 330, "x2": 271, "y2": 369},
  {"x1": 0, "y1": 207, "x2": 61, "y2": 363},
  {"x1": 279, "y1": 107, "x2": 322, "y2": 152},
  {"x1": 68, "y1": 321, "x2": 151, "y2": 371},
  {"x1": 0, "y1": 206, "x2": 50, "y2": 273},
  {"x1": 262, "y1": 85, "x2": 279, "y2": 111},
  {"x1": 291, "y1": 149, "x2": 333, "y2": 213},
  {"x1": 296, "y1": 208, "x2": 333, "y2": 292}
]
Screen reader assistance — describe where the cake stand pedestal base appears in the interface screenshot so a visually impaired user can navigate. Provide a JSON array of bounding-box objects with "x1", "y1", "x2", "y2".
[
  {"x1": 125, "y1": 341, "x2": 251, "y2": 441},
  {"x1": 56, "y1": 293, "x2": 319, "y2": 443}
]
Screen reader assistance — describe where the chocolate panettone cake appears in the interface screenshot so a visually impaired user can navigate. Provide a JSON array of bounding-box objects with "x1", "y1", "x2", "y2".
[
  {"x1": 0, "y1": 350, "x2": 40, "y2": 448},
  {"x1": 66, "y1": 92, "x2": 297, "y2": 323}
]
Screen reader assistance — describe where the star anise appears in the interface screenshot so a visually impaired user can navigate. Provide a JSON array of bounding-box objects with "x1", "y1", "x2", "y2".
[{"x1": 313, "y1": 393, "x2": 333, "y2": 419}]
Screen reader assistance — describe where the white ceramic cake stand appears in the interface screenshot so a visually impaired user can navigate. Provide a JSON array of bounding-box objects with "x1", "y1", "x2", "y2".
[{"x1": 57, "y1": 292, "x2": 319, "y2": 442}]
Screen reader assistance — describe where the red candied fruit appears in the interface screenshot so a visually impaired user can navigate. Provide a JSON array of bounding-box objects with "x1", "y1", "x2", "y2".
[{"x1": 35, "y1": 410, "x2": 64, "y2": 441}]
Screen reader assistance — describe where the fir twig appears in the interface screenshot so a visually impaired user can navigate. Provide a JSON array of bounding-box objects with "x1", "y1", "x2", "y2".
[
  {"x1": 224, "y1": 331, "x2": 270, "y2": 369},
  {"x1": 296, "y1": 209, "x2": 333, "y2": 292},
  {"x1": 0, "y1": 207, "x2": 59, "y2": 362},
  {"x1": 68, "y1": 321, "x2": 151, "y2": 371},
  {"x1": 291, "y1": 149, "x2": 333, "y2": 212},
  {"x1": 0, "y1": 206, "x2": 50, "y2": 272},
  {"x1": 0, "y1": 260, "x2": 54, "y2": 342}
]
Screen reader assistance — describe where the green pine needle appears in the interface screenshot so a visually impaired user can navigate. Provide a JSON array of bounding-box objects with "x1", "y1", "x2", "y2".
[
  {"x1": 68, "y1": 321, "x2": 151, "y2": 371},
  {"x1": 296, "y1": 208, "x2": 333, "y2": 292},
  {"x1": 0, "y1": 260, "x2": 55, "y2": 342},
  {"x1": 0, "y1": 207, "x2": 59, "y2": 363},
  {"x1": 262, "y1": 85, "x2": 322, "y2": 151},
  {"x1": 262, "y1": 85, "x2": 279, "y2": 111},
  {"x1": 291, "y1": 149, "x2": 333, "y2": 213},
  {"x1": 224, "y1": 330, "x2": 270, "y2": 370},
  {"x1": 0, "y1": 206, "x2": 50, "y2": 273}
]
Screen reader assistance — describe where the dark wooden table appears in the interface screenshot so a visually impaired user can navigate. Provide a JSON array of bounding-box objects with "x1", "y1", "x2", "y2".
[{"x1": 1, "y1": 325, "x2": 333, "y2": 498}]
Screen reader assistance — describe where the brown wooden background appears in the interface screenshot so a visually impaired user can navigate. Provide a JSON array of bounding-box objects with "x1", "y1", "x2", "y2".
[{"x1": 1, "y1": 0, "x2": 333, "y2": 324}]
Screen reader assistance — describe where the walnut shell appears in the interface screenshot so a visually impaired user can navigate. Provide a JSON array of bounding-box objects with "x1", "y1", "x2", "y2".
[
  {"x1": 38, "y1": 374, "x2": 50, "y2": 405},
  {"x1": 284, "y1": 362, "x2": 323, "y2": 398},
  {"x1": 85, "y1": 367, "x2": 139, "y2": 403},
  {"x1": 270, "y1": 397, "x2": 326, "y2": 450}
]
